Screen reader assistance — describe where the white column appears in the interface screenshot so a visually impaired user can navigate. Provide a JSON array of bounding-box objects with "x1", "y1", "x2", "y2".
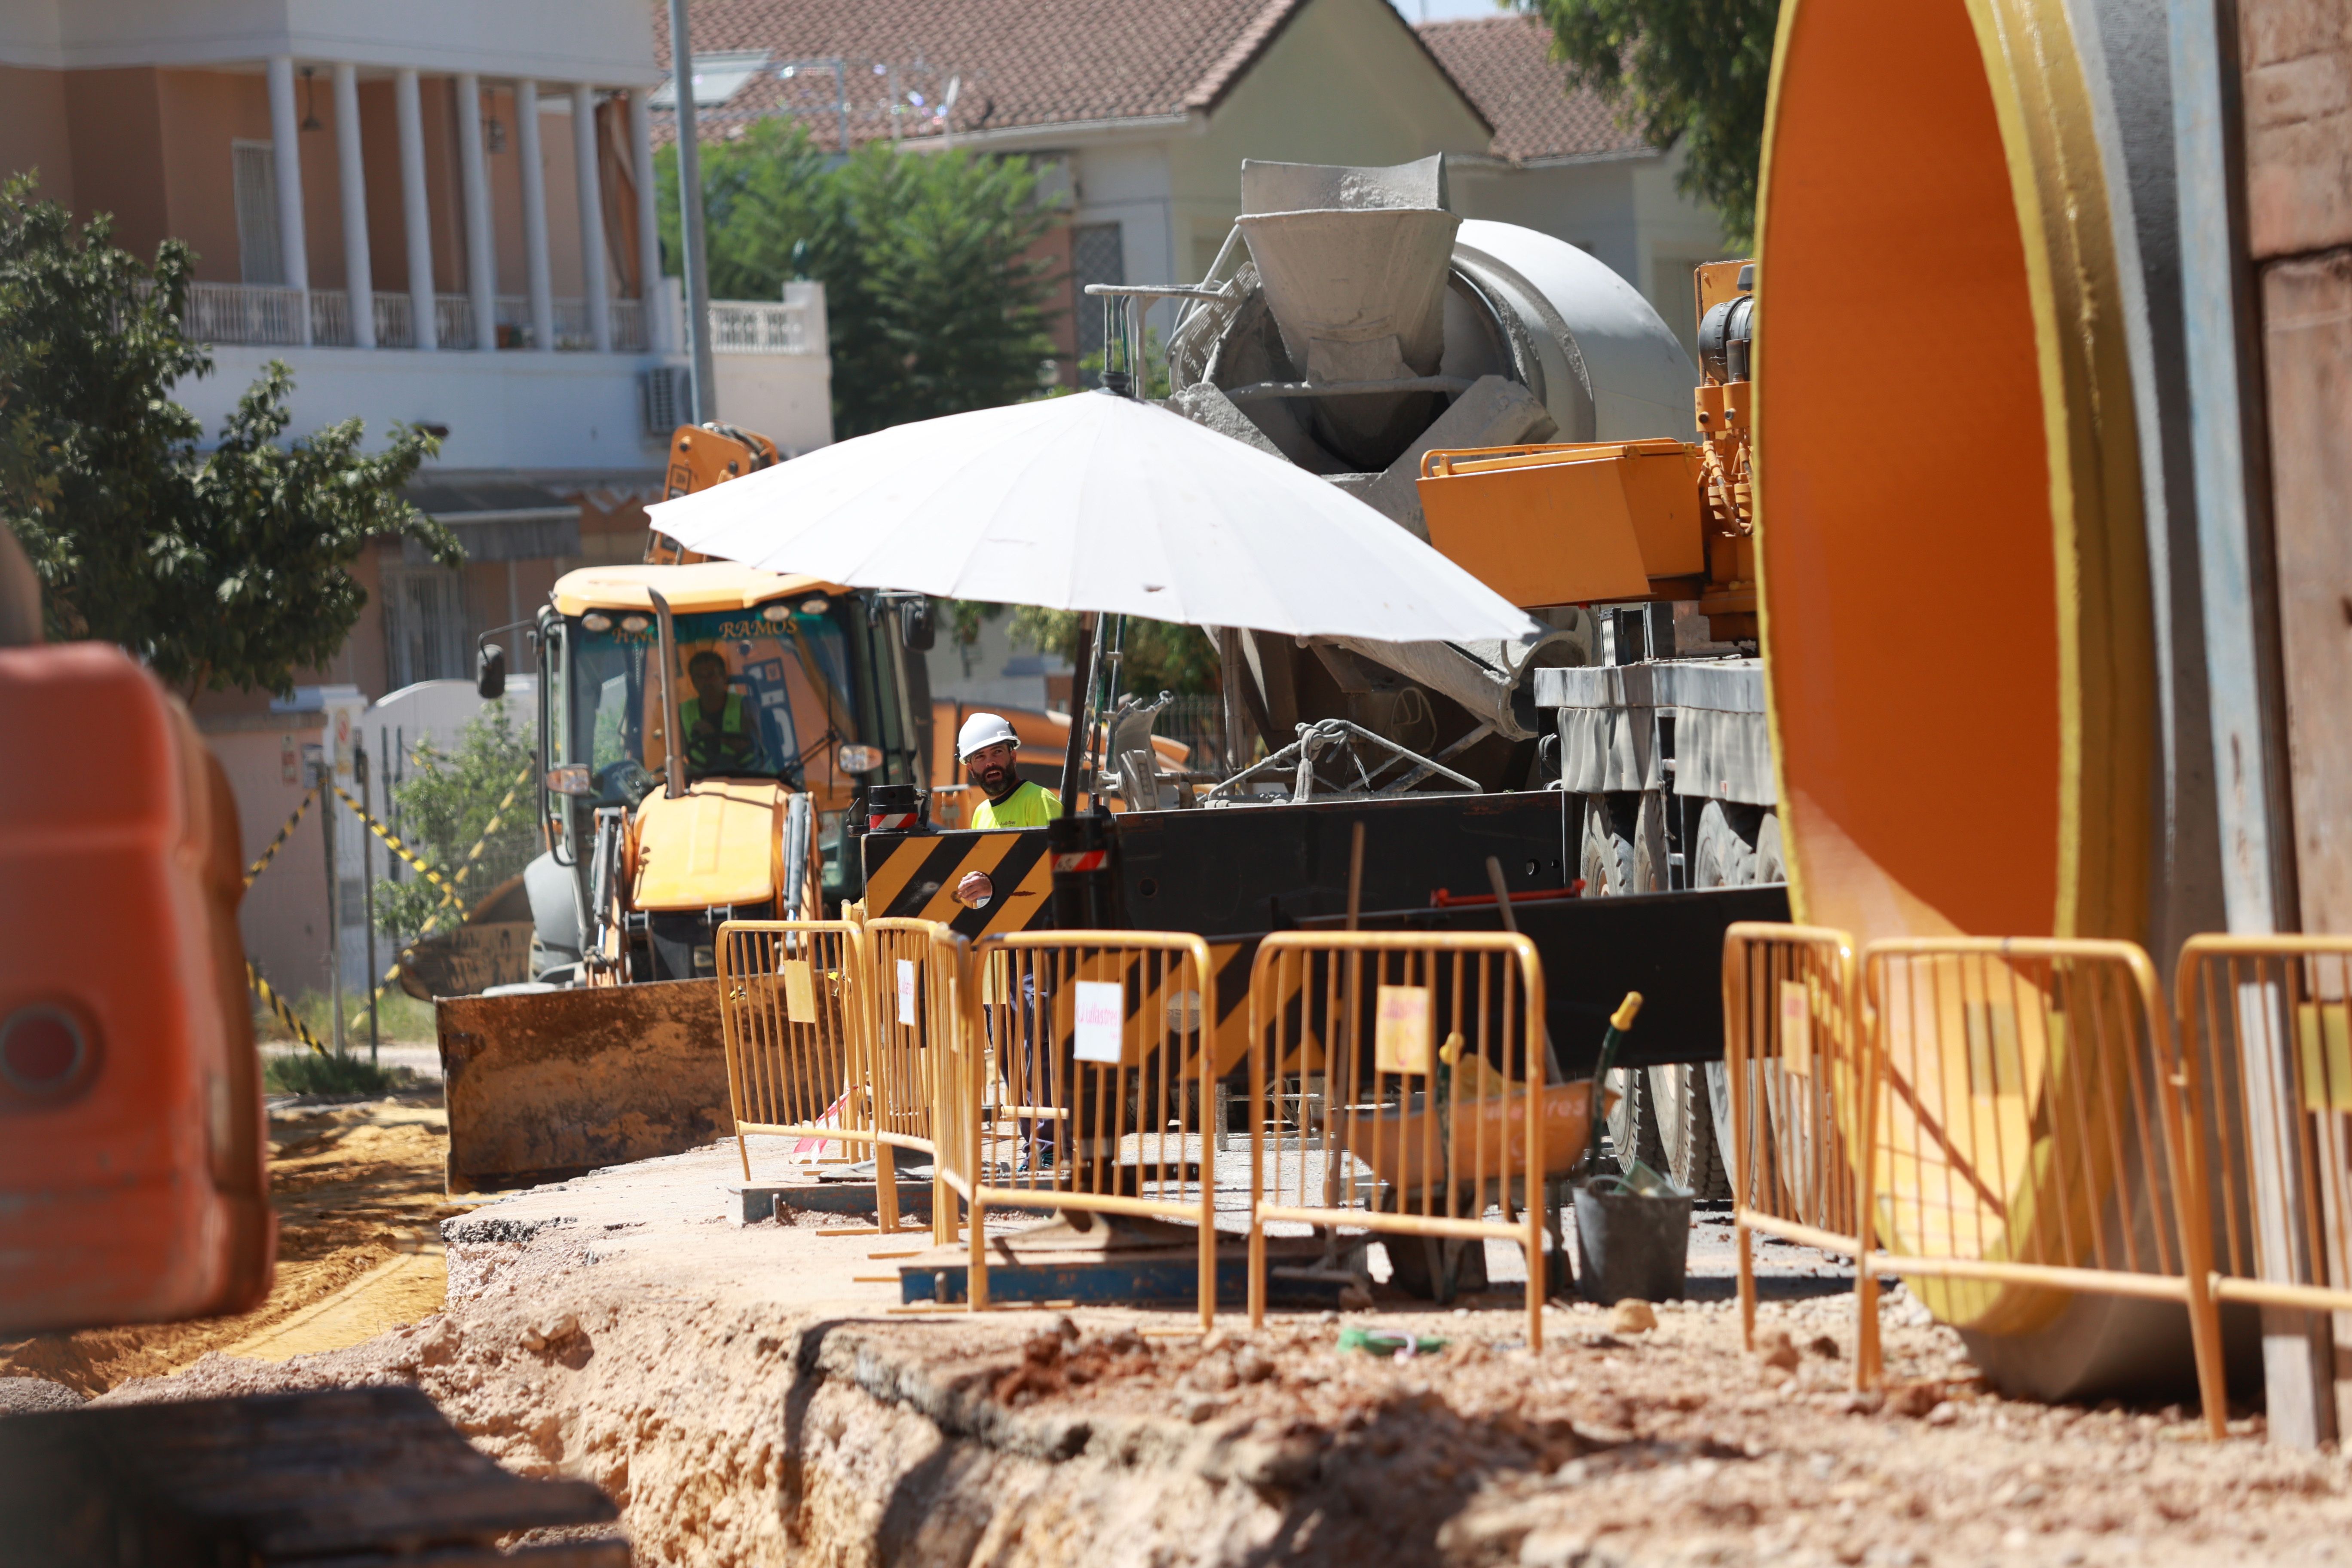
[
  {"x1": 454, "y1": 73, "x2": 496, "y2": 350},
  {"x1": 265, "y1": 55, "x2": 311, "y2": 343},
  {"x1": 331, "y1": 63, "x2": 374, "y2": 348},
  {"x1": 516, "y1": 79, "x2": 554, "y2": 352},
  {"x1": 394, "y1": 68, "x2": 436, "y2": 350},
  {"x1": 571, "y1": 83, "x2": 612, "y2": 353},
  {"x1": 628, "y1": 88, "x2": 665, "y2": 352}
]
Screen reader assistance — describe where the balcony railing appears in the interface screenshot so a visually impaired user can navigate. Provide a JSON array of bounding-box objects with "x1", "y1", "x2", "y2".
[
  {"x1": 708, "y1": 300, "x2": 811, "y2": 355},
  {"x1": 183, "y1": 282, "x2": 309, "y2": 346},
  {"x1": 179, "y1": 281, "x2": 659, "y2": 353}
]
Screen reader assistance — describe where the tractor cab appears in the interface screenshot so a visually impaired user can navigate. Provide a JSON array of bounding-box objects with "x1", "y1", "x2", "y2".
[{"x1": 530, "y1": 562, "x2": 922, "y2": 980}]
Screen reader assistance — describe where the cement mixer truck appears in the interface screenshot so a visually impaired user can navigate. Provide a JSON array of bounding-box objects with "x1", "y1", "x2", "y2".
[{"x1": 1140, "y1": 160, "x2": 1771, "y2": 1194}]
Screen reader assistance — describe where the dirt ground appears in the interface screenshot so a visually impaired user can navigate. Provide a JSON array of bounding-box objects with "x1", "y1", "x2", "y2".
[
  {"x1": 55, "y1": 1132, "x2": 2352, "y2": 1567},
  {"x1": 0, "y1": 1086, "x2": 463, "y2": 1394}
]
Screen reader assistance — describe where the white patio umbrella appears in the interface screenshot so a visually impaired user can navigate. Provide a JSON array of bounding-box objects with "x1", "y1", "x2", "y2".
[{"x1": 643, "y1": 388, "x2": 1540, "y2": 644}]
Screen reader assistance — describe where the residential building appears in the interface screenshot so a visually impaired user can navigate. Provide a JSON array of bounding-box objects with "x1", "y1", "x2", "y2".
[
  {"x1": 655, "y1": 0, "x2": 1724, "y2": 712},
  {"x1": 653, "y1": 0, "x2": 1498, "y2": 380},
  {"x1": 1419, "y1": 15, "x2": 1730, "y2": 359},
  {"x1": 0, "y1": 0, "x2": 832, "y2": 996},
  {"x1": 654, "y1": 0, "x2": 1724, "y2": 366}
]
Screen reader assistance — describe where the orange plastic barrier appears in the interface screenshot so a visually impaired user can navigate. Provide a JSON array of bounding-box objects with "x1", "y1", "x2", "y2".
[{"x1": 0, "y1": 643, "x2": 273, "y2": 1332}]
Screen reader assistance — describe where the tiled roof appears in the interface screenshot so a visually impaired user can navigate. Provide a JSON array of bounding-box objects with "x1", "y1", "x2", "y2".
[
  {"x1": 651, "y1": 0, "x2": 1370, "y2": 148},
  {"x1": 1415, "y1": 15, "x2": 1648, "y2": 165}
]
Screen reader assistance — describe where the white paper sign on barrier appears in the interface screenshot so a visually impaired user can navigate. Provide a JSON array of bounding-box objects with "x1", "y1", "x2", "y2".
[
  {"x1": 1073, "y1": 980, "x2": 1124, "y2": 1064},
  {"x1": 897, "y1": 959, "x2": 918, "y2": 1025}
]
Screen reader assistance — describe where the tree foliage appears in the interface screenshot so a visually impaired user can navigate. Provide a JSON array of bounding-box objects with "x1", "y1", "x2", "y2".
[
  {"x1": 661, "y1": 124, "x2": 1063, "y2": 437},
  {"x1": 1519, "y1": 0, "x2": 1780, "y2": 248},
  {"x1": 0, "y1": 174, "x2": 456, "y2": 695},
  {"x1": 1007, "y1": 606, "x2": 1220, "y2": 699},
  {"x1": 374, "y1": 702, "x2": 540, "y2": 940}
]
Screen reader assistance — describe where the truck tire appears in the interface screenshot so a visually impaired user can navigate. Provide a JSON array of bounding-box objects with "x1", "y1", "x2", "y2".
[
  {"x1": 1579, "y1": 793, "x2": 1640, "y2": 897},
  {"x1": 1585, "y1": 791, "x2": 1666, "y2": 1173},
  {"x1": 1605, "y1": 1065, "x2": 1666, "y2": 1175},
  {"x1": 1649, "y1": 1063, "x2": 1732, "y2": 1198},
  {"x1": 1689, "y1": 799, "x2": 1762, "y2": 890},
  {"x1": 1753, "y1": 809, "x2": 1786, "y2": 885},
  {"x1": 1673, "y1": 799, "x2": 1758, "y2": 1200}
]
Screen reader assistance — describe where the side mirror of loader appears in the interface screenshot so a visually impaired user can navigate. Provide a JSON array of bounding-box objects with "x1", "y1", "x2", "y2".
[
  {"x1": 898, "y1": 597, "x2": 935, "y2": 653},
  {"x1": 476, "y1": 642, "x2": 506, "y2": 700}
]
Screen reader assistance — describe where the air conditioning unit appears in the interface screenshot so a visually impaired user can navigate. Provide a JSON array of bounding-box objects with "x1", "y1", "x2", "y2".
[{"x1": 640, "y1": 366, "x2": 691, "y2": 436}]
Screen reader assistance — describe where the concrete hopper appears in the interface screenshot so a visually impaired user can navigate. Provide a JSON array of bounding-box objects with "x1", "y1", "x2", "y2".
[{"x1": 1234, "y1": 156, "x2": 1463, "y2": 469}]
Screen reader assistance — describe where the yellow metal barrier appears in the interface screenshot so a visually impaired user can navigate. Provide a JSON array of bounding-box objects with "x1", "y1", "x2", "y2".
[
  {"x1": 953, "y1": 930, "x2": 1220, "y2": 1329},
  {"x1": 1244, "y1": 931, "x2": 1566, "y2": 1350},
  {"x1": 1859, "y1": 938, "x2": 2223, "y2": 1433},
  {"x1": 717, "y1": 920, "x2": 919, "y2": 1225},
  {"x1": 2177, "y1": 937, "x2": 2352, "y2": 1328},
  {"x1": 1722, "y1": 923, "x2": 1868, "y2": 1372},
  {"x1": 863, "y1": 918, "x2": 968, "y2": 1246}
]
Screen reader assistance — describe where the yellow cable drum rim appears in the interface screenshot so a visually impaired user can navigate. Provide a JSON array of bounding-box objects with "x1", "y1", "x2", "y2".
[{"x1": 1756, "y1": 0, "x2": 2157, "y2": 1334}]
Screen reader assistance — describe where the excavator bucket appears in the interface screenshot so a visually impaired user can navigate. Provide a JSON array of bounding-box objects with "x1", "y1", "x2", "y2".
[{"x1": 436, "y1": 980, "x2": 732, "y2": 1194}]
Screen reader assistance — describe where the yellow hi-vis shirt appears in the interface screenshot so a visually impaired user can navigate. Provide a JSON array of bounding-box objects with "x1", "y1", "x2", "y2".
[{"x1": 969, "y1": 781, "x2": 1063, "y2": 830}]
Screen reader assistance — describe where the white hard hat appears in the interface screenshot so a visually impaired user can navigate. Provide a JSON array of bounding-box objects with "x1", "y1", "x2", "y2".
[{"x1": 956, "y1": 711, "x2": 1021, "y2": 761}]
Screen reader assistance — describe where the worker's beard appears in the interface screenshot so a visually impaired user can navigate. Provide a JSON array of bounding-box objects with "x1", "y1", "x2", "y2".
[{"x1": 974, "y1": 762, "x2": 1017, "y2": 802}]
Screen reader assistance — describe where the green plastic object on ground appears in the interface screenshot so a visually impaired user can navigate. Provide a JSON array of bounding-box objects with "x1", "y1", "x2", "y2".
[{"x1": 1337, "y1": 1326, "x2": 1450, "y2": 1357}]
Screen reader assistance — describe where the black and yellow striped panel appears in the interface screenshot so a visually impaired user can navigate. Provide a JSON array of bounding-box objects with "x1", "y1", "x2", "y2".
[{"x1": 864, "y1": 829, "x2": 1055, "y2": 938}]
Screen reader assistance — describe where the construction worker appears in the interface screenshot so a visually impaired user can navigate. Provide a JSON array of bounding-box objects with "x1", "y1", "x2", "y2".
[
  {"x1": 952, "y1": 712, "x2": 1060, "y2": 909},
  {"x1": 680, "y1": 649, "x2": 770, "y2": 777}
]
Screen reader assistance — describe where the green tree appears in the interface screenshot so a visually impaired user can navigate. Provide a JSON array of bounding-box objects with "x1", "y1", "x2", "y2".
[
  {"x1": 1007, "y1": 606, "x2": 1219, "y2": 699},
  {"x1": 661, "y1": 125, "x2": 1063, "y2": 437},
  {"x1": 1519, "y1": 0, "x2": 1780, "y2": 248},
  {"x1": 0, "y1": 174, "x2": 457, "y2": 695},
  {"x1": 374, "y1": 703, "x2": 540, "y2": 940}
]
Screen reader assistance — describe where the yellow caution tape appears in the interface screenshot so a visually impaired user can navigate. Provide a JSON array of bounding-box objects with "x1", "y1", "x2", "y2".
[
  {"x1": 243, "y1": 786, "x2": 319, "y2": 888},
  {"x1": 246, "y1": 962, "x2": 328, "y2": 1057},
  {"x1": 438, "y1": 768, "x2": 534, "y2": 903},
  {"x1": 331, "y1": 785, "x2": 461, "y2": 903}
]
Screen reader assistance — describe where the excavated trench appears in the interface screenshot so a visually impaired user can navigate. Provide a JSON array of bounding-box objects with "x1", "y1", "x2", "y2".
[{"x1": 77, "y1": 1137, "x2": 2352, "y2": 1567}]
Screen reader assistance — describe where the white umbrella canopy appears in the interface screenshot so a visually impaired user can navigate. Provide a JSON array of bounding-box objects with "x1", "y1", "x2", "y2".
[{"x1": 643, "y1": 389, "x2": 1542, "y2": 644}]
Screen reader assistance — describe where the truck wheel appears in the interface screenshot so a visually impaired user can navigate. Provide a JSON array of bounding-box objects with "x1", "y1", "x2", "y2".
[
  {"x1": 1754, "y1": 809, "x2": 1786, "y2": 885},
  {"x1": 1690, "y1": 799, "x2": 1762, "y2": 889},
  {"x1": 1581, "y1": 792, "x2": 1666, "y2": 897},
  {"x1": 1580, "y1": 793, "x2": 1637, "y2": 896},
  {"x1": 1605, "y1": 1064, "x2": 1666, "y2": 1175},
  {"x1": 1649, "y1": 1063, "x2": 1732, "y2": 1198}
]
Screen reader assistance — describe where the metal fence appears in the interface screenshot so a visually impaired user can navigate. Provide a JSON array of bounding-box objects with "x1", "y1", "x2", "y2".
[
  {"x1": 1722, "y1": 922, "x2": 1868, "y2": 1369},
  {"x1": 2177, "y1": 937, "x2": 2352, "y2": 1329},
  {"x1": 864, "y1": 918, "x2": 967, "y2": 1245},
  {"x1": 952, "y1": 931, "x2": 1221, "y2": 1327},
  {"x1": 1244, "y1": 931, "x2": 1563, "y2": 1348},
  {"x1": 708, "y1": 300, "x2": 813, "y2": 355},
  {"x1": 716, "y1": 920, "x2": 904, "y2": 1212},
  {"x1": 1860, "y1": 937, "x2": 2223, "y2": 1431}
]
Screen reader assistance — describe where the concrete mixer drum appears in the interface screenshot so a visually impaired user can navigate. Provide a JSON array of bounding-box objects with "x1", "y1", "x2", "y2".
[{"x1": 1164, "y1": 155, "x2": 1699, "y2": 785}]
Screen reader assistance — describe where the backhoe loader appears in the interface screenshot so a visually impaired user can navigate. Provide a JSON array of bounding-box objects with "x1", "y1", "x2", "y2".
[{"x1": 435, "y1": 423, "x2": 936, "y2": 1192}]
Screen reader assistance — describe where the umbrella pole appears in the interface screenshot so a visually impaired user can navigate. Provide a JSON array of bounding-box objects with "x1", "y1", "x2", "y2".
[
  {"x1": 1085, "y1": 615, "x2": 1124, "y2": 809},
  {"x1": 1058, "y1": 612, "x2": 1097, "y2": 810}
]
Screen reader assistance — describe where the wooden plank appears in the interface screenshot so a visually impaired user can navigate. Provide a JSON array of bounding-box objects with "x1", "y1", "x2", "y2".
[
  {"x1": 2240, "y1": 0, "x2": 2352, "y2": 259},
  {"x1": 2259, "y1": 251, "x2": 2352, "y2": 933},
  {"x1": 2257, "y1": 247, "x2": 2352, "y2": 1439}
]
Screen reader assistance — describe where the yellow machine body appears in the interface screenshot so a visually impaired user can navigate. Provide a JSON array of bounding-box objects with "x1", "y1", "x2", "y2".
[
  {"x1": 628, "y1": 780, "x2": 793, "y2": 913},
  {"x1": 439, "y1": 436, "x2": 916, "y2": 1192}
]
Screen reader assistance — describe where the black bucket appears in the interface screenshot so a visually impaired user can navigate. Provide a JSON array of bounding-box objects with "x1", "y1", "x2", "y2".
[{"x1": 1572, "y1": 1175, "x2": 1694, "y2": 1303}]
